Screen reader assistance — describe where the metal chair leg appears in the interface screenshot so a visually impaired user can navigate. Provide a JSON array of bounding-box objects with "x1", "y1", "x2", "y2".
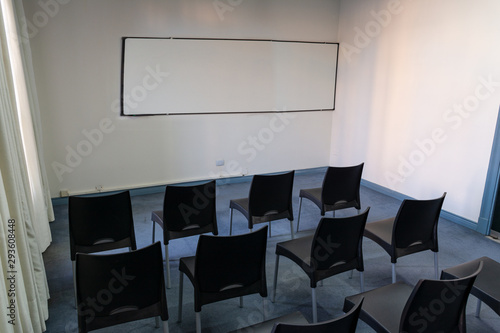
[
  {"x1": 73, "y1": 261, "x2": 77, "y2": 309},
  {"x1": 289, "y1": 220, "x2": 295, "y2": 239},
  {"x1": 296, "y1": 197, "x2": 303, "y2": 232},
  {"x1": 178, "y1": 271, "x2": 183, "y2": 322},
  {"x1": 229, "y1": 208, "x2": 234, "y2": 235},
  {"x1": 162, "y1": 319, "x2": 169, "y2": 333},
  {"x1": 392, "y1": 263, "x2": 396, "y2": 283},
  {"x1": 475, "y1": 299, "x2": 482, "y2": 318},
  {"x1": 165, "y1": 244, "x2": 171, "y2": 289},
  {"x1": 434, "y1": 252, "x2": 439, "y2": 280},
  {"x1": 195, "y1": 312, "x2": 201, "y2": 333},
  {"x1": 272, "y1": 255, "x2": 280, "y2": 303},
  {"x1": 152, "y1": 221, "x2": 156, "y2": 243},
  {"x1": 312, "y1": 287, "x2": 318, "y2": 323}
]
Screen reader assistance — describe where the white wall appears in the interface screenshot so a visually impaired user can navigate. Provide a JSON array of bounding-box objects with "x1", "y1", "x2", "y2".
[
  {"x1": 335, "y1": 0, "x2": 500, "y2": 222},
  {"x1": 23, "y1": 0, "x2": 340, "y2": 197}
]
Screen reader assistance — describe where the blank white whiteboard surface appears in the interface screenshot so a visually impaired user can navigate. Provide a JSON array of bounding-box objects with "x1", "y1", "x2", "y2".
[{"x1": 121, "y1": 38, "x2": 338, "y2": 115}]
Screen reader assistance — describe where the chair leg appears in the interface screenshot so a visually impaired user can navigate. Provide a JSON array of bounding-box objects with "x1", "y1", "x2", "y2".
[
  {"x1": 72, "y1": 261, "x2": 77, "y2": 309},
  {"x1": 268, "y1": 221, "x2": 272, "y2": 238},
  {"x1": 311, "y1": 287, "x2": 318, "y2": 323},
  {"x1": 229, "y1": 208, "x2": 234, "y2": 235},
  {"x1": 434, "y1": 252, "x2": 439, "y2": 280},
  {"x1": 289, "y1": 220, "x2": 295, "y2": 239},
  {"x1": 178, "y1": 271, "x2": 183, "y2": 323},
  {"x1": 162, "y1": 320, "x2": 169, "y2": 333},
  {"x1": 272, "y1": 255, "x2": 280, "y2": 303},
  {"x1": 359, "y1": 271, "x2": 365, "y2": 292},
  {"x1": 475, "y1": 299, "x2": 482, "y2": 318},
  {"x1": 165, "y1": 244, "x2": 171, "y2": 289},
  {"x1": 152, "y1": 221, "x2": 156, "y2": 243},
  {"x1": 195, "y1": 312, "x2": 201, "y2": 333},
  {"x1": 296, "y1": 197, "x2": 303, "y2": 232},
  {"x1": 392, "y1": 263, "x2": 396, "y2": 283},
  {"x1": 240, "y1": 296, "x2": 243, "y2": 308}
]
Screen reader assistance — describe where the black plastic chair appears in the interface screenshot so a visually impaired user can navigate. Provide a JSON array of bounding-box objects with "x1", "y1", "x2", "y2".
[
  {"x1": 343, "y1": 261, "x2": 482, "y2": 333},
  {"x1": 363, "y1": 193, "x2": 446, "y2": 283},
  {"x1": 296, "y1": 164, "x2": 363, "y2": 233},
  {"x1": 178, "y1": 226, "x2": 268, "y2": 333},
  {"x1": 442, "y1": 256, "x2": 500, "y2": 318},
  {"x1": 229, "y1": 171, "x2": 295, "y2": 238},
  {"x1": 151, "y1": 180, "x2": 218, "y2": 288},
  {"x1": 69, "y1": 191, "x2": 137, "y2": 307},
  {"x1": 273, "y1": 209, "x2": 370, "y2": 323},
  {"x1": 75, "y1": 242, "x2": 169, "y2": 333},
  {"x1": 271, "y1": 298, "x2": 364, "y2": 333}
]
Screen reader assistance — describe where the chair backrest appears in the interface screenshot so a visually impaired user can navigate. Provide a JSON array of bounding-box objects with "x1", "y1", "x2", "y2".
[
  {"x1": 193, "y1": 226, "x2": 268, "y2": 310},
  {"x1": 392, "y1": 193, "x2": 446, "y2": 251},
  {"x1": 248, "y1": 171, "x2": 294, "y2": 218},
  {"x1": 75, "y1": 242, "x2": 168, "y2": 333},
  {"x1": 162, "y1": 180, "x2": 218, "y2": 232},
  {"x1": 310, "y1": 208, "x2": 369, "y2": 272},
  {"x1": 69, "y1": 190, "x2": 137, "y2": 261},
  {"x1": 321, "y1": 164, "x2": 363, "y2": 208},
  {"x1": 271, "y1": 297, "x2": 363, "y2": 333},
  {"x1": 399, "y1": 261, "x2": 482, "y2": 333}
]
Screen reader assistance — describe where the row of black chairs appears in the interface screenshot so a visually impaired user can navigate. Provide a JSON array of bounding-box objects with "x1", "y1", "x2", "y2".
[{"x1": 68, "y1": 166, "x2": 499, "y2": 332}]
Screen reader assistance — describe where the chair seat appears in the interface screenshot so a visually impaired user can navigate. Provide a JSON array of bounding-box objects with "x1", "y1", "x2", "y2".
[
  {"x1": 363, "y1": 218, "x2": 395, "y2": 256},
  {"x1": 152, "y1": 210, "x2": 217, "y2": 244},
  {"x1": 441, "y1": 256, "x2": 500, "y2": 316},
  {"x1": 299, "y1": 188, "x2": 322, "y2": 209},
  {"x1": 276, "y1": 235, "x2": 315, "y2": 270},
  {"x1": 344, "y1": 282, "x2": 414, "y2": 333},
  {"x1": 230, "y1": 198, "x2": 250, "y2": 220},
  {"x1": 227, "y1": 311, "x2": 308, "y2": 333},
  {"x1": 179, "y1": 255, "x2": 196, "y2": 281}
]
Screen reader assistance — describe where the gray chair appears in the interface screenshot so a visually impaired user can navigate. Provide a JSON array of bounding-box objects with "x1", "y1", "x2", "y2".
[
  {"x1": 229, "y1": 171, "x2": 295, "y2": 238},
  {"x1": 75, "y1": 242, "x2": 169, "y2": 333},
  {"x1": 151, "y1": 180, "x2": 218, "y2": 288},
  {"x1": 296, "y1": 164, "x2": 363, "y2": 232},
  {"x1": 442, "y1": 256, "x2": 500, "y2": 318},
  {"x1": 343, "y1": 261, "x2": 482, "y2": 333},
  {"x1": 273, "y1": 209, "x2": 369, "y2": 323},
  {"x1": 363, "y1": 193, "x2": 446, "y2": 283},
  {"x1": 178, "y1": 226, "x2": 268, "y2": 333}
]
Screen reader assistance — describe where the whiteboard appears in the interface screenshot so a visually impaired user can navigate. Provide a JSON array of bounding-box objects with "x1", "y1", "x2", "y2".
[{"x1": 121, "y1": 38, "x2": 338, "y2": 115}]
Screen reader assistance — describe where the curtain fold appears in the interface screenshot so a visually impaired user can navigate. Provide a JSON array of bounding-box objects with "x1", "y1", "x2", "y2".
[{"x1": 0, "y1": 0, "x2": 52, "y2": 331}]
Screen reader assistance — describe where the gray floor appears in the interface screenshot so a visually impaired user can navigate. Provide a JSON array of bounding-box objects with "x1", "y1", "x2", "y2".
[{"x1": 43, "y1": 169, "x2": 500, "y2": 332}]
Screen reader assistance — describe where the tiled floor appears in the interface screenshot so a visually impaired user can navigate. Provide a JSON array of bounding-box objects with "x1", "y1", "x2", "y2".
[{"x1": 42, "y1": 170, "x2": 500, "y2": 332}]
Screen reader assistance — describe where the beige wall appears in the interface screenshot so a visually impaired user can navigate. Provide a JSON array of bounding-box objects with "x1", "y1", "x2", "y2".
[
  {"x1": 23, "y1": 0, "x2": 340, "y2": 197},
  {"x1": 335, "y1": 0, "x2": 500, "y2": 221}
]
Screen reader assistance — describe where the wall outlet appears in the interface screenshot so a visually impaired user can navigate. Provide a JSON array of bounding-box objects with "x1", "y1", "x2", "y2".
[
  {"x1": 60, "y1": 189, "x2": 69, "y2": 197},
  {"x1": 95, "y1": 185, "x2": 103, "y2": 192},
  {"x1": 216, "y1": 159, "x2": 224, "y2": 166}
]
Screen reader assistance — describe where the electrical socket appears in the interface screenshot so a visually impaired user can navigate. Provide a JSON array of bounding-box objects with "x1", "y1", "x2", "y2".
[{"x1": 95, "y1": 185, "x2": 103, "y2": 192}]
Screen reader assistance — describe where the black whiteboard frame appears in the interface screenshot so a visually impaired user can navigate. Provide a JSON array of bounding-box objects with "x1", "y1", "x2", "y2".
[{"x1": 120, "y1": 37, "x2": 339, "y2": 116}]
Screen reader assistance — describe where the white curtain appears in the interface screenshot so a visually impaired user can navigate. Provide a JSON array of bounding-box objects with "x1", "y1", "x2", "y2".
[{"x1": 0, "y1": 0, "x2": 53, "y2": 331}]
